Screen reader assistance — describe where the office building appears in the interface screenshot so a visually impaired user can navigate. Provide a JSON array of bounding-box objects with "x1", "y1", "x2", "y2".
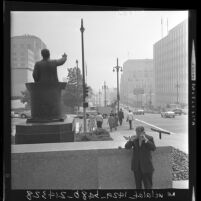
[
  {"x1": 153, "y1": 19, "x2": 188, "y2": 108},
  {"x1": 11, "y1": 35, "x2": 47, "y2": 98},
  {"x1": 120, "y1": 59, "x2": 154, "y2": 108}
]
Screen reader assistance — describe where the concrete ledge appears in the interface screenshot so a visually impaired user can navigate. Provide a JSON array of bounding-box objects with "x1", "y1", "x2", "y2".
[{"x1": 11, "y1": 143, "x2": 172, "y2": 189}]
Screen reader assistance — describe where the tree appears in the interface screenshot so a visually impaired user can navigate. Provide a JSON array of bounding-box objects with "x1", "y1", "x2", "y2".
[
  {"x1": 62, "y1": 67, "x2": 94, "y2": 113},
  {"x1": 62, "y1": 67, "x2": 83, "y2": 112}
]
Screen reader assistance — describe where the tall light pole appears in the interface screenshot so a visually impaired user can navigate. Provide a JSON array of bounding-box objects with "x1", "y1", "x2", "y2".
[
  {"x1": 80, "y1": 18, "x2": 87, "y2": 133},
  {"x1": 98, "y1": 89, "x2": 102, "y2": 106},
  {"x1": 149, "y1": 88, "x2": 152, "y2": 109},
  {"x1": 113, "y1": 58, "x2": 123, "y2": 114},
  {"x1": 76, "y1": 60, "x2": 79, "y2": 114},
  {"x1": 102, "y1": 81, "x2": 108, "y2": 107},
  {"x1": 127, "y1": 91, "x2": 129, "y2": 106},
  {"x1": 175, "y1": 81, "x2": 180, "y2": 105}
]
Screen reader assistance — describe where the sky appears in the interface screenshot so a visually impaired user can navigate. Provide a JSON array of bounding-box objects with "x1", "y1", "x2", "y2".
[{"x1": 11, "y1": 10, "x2": 188, "y2": 92}]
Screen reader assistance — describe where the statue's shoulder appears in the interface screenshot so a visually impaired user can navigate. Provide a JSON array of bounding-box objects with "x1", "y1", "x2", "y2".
[
  {"x1": 35, "y1": 60, "x2": 43, "y2": 65},
  {"x1": 47, "y1": 59, "x2": 58, "y2": 65}
]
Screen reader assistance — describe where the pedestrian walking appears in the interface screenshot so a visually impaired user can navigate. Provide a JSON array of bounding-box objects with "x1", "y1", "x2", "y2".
[
  {"x1": 88, "y1": 115, "x2": 96, "y2": 132},
  {"x1": 118, "y1": 108, "x2": 124, "y2": 126},
  {"x1": 96, "y1": 112, "x2": 103, "y2": 128},
  {"x1": 126, "y1": 110, "x2": 134, "y2": 130},
  {"x1": 125, "y1": 126, "x2": 156, "y2": 189},
  {"x1": 107, "y1": 114, "x2": 115, "y2": 132}
]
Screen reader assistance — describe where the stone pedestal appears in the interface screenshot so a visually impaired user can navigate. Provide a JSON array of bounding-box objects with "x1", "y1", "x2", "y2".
[
  {"x1": 16, "y1": 121, "x2": 74, "y2": 144},
  {"x1": 26, "y1": 82, "x2": 66, "y2": 123},
  {"x1": 15, "y1": 82, "x2": 74, "y2": 144}
]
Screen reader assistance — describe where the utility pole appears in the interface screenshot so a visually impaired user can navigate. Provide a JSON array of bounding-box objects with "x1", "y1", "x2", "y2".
[
  {"x1": 102, "y1": 81, "x2": 108, "y2": 107},
  {"x1": 76, "y1": 60, "x2": 79, "y2": 114},
  {"x1": 80, "y1": 18, "x2": 87, "y2": 133},
  {"x1": 149, "y1": 88, "x2": 152, "y2": 109},
  {"x1": 127, "y1": 92, "x2": 129, "y2": 106},
  {"x1": 113, "y1": 58, "x2": 122, "y2": 114},
  {"x1": 176, "y1": 81, "x2": 180, "y2": 105},
  {"x1": 98, "y1": 89, "x2": 101, "y2": 106}
]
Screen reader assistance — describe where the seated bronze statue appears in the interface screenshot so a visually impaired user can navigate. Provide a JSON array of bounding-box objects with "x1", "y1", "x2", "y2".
[{"x1": 33, "y1": 49, "x2": 67, "y2": 83}]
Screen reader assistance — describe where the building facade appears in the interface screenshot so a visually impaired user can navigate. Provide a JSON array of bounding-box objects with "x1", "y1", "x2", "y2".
[
  {"x1": 11, "y1": 35, "x2": 47, "y2": 97},
  {"x1": 120, "y1": 59, "x2": 155, "y2": 108},
  {"x1": 153, "y1": 19, "x2": 188, "y2": 108}
]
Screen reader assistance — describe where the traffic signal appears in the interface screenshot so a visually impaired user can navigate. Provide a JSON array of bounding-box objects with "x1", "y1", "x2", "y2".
[
  {"x1": 84, "y1": 84, "x2": 89, "y2": 98},
  {"x1": 83, "y1": 102, "x2": 88, "y2": 108}
]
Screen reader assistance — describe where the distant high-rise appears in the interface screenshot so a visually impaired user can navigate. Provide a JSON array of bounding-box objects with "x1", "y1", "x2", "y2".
[
  {"x1": 120, "y1": 59, "x2": 154, "y2": 108},
  {"x1": 153, "y1": 19, "x2": 188, "y2": 107},
  {"x1": 11, "y1": 35, "x2": 47, "y2": 98}
]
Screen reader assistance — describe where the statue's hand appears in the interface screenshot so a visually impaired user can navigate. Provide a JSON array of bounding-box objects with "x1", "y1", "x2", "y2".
[{"x1": 62, "y1": 53, "x2": 67, "y2": 58}]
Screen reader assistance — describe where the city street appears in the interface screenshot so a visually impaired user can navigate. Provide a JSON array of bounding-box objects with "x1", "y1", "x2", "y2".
[
  {"x1": 127, "y1": 113, "x2": 187, "y2": 135},
  {"x1": 11, "y1": 112, "x2": 188, "y2": 154},
  {"x1": 101, "y1": 112, "x2": 188, "y2": 154}
]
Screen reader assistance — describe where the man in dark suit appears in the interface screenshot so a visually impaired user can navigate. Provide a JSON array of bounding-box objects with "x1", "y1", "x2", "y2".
[
  {"x1": 125, "y1": 126, "x2": 156, "y2": 189},
  {"x1": 33, "y1": 49, "x2": 67, "y2": 83},
  {"x1": 118, "y1": 108, "x2": 124, "y2": 126}
]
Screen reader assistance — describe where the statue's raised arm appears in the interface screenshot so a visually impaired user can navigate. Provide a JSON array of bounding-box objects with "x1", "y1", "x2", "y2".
[
  {"x1": 32, "y1": 49, "x2": 67, "y2": 83},
  {"x1": 55, "y1": 53, "x2": 67, "y2": 66}
]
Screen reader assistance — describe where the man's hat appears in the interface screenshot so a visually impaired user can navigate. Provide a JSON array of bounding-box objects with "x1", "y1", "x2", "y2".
[{"x1": 135, "y1": 126, "x2": 145, "y2": 132}]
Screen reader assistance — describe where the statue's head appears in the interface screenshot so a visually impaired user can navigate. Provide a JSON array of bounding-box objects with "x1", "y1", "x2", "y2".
[{"x1": 41, "y1": 49, "x2": 50, "y2": 60}]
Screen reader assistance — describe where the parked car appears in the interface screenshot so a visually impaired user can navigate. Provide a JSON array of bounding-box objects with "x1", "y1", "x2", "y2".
[
  {"x1": 11, "y1": 111, "x2": 19, "y2": 118},
  {"x1": 161, "y1": 111, "x2": 175, "y2": 118},
  {"x1": 134, "y1": 109, "x2": 144, "y2": 115},
  {"x1": 19, "y1": 110, "x2": 31, "y2": 118},
  {"x1": 172, "y1": 108, "x2": 182, "y2": 115}
]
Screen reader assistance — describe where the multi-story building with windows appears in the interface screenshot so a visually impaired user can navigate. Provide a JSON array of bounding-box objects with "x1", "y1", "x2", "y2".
[
  {"x1": 120, "y1": 59, "x2": 155, "y2": 108},
  {"x1": 11, "y1": 35, "x2": 47, "y2": 98},
  {"x1": 153, "y1": 19, "x2": 188, "y2": 108}
]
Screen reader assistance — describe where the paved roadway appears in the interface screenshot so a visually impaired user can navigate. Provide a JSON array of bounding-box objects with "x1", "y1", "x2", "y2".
[
  {"x1": 102, "y1": 113, "x2": 188, "y2": 134},
  {"x1": 101, "y1": 112, "x2": 188, "y2": 154}
]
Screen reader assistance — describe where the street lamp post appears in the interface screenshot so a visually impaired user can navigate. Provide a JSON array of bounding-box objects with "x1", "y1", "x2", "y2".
[
  {"x1": 149, "y1": 88, "x2": 152, "y2": 109},
  {"x1": 76, "y1": 60, "x2": 79, "y2": 114},
  {"x1": 102, "y1": 81, "x2": 108, "y2": 107},
  {"x1": 98, "y1": 89, "x2": 102, "y2": 106},
  {"x1": 175, "y1": 81, "x2": 180, "y2": 105},
  {"x1": 113, "y1": 58, "x2": 123, "y2": 114},
  {"x1": 80, "y1": 18, "x2": 87, "y2": 133}
]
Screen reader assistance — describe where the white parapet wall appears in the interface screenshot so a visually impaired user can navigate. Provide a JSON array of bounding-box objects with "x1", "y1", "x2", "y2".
[{"x1": 11, "y1": 141, "x2": 172, "y2": 189}]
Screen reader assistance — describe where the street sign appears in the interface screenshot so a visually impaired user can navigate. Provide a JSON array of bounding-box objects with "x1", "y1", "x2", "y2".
[{"x1": 133, "y1": 88, "x2": 144, "y2": 95}]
